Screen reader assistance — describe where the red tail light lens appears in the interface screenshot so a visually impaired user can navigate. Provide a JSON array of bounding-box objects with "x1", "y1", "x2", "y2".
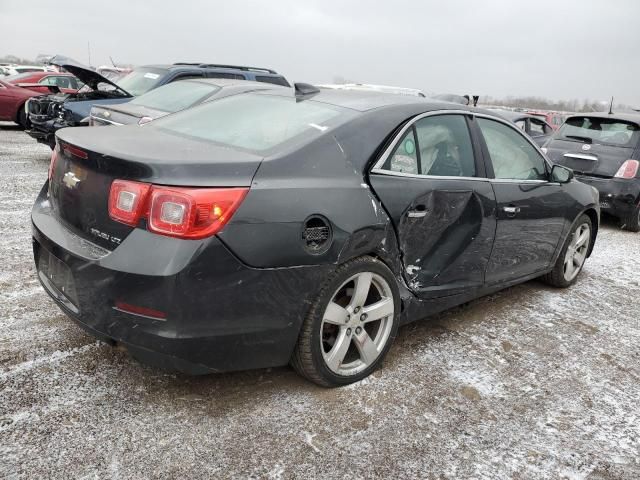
[
  {"x1": 62, "y1": 143, "x2": 88, "y2": 159},
  {"x1": 48, "y1": 144, "x2": 59, "y2": 182},
  {"x1": 108, "y1": 180, "x2": 248, "y2": 238},
  {"x1": 148, "y1": 187, "x2": 248, "y2": 239},
  {"x1": 108, "y1": 180, "x2": 152, "y2": 226},
  {"x1": 614, "y1": 160, "x2": 639, "y2": 179}
]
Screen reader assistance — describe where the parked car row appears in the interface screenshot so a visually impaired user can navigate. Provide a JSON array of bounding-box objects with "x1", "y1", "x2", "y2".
[
  {"x1": 30, "y1": 71, "x2": 603, "y2": 386},
  {"x1": 22, "y1": 55, "x2": 291, "y2": 148}
]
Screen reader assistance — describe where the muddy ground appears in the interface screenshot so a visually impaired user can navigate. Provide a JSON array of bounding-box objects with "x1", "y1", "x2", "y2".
[{"x1": 0, "y1": 123, "x2": 638, "y2": 479}]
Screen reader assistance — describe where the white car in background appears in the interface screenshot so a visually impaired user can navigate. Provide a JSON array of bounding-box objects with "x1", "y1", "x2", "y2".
[
  {"x1": 319, "y1": 83, "x2": 427, "y2": 97},
  {"x1": 0, "y1": 65, "x2": 54, "y2": 76}
]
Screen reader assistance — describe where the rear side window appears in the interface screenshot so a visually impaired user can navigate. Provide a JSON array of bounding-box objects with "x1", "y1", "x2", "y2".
[
  {"x1": 529, "y1": 119, "x2": 546, "y2": 137},
  {"x1": 255, "y1": 75, "x2": 290, "y2": 87},
  {"x1": 152, "y1": 93, "x2": 350, "y2": 154},
  {"x1": 478, "y1": 118, "x2": 547, "y2": 181},
  {"x1": 558, "y1": 116, "x2": 640, "y2": 147},
  {"x1": 383, "y1": 115, "x2": 476, "y2": 177},
  {"x1": 130, "y1": 81, "x2": 220, "y2": 112},
  {"x1": 387, "y1": 129, "x2": 419, "y2": 174}
]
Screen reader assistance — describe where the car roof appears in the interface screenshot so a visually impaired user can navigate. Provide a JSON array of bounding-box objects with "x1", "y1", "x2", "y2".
[
  {"x1": 256, "y1": 87, "x2": 472, "y2": 113},
  {"x1": 566, "y1": 111, "x2": 640, "y2": 126}
]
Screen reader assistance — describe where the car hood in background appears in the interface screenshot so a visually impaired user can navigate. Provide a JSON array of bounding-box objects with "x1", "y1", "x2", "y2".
[{"x1": 46, "y1": 55, "x2": 132, "y2": 97}]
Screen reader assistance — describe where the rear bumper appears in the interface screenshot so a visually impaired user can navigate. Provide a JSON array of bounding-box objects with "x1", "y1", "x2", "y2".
[
  {"x1": 575, "y1": 175, "x2": 640, "y2": 218},
  {"x1": 32, "y1": 189, "x2": 330, "y2": 374}
]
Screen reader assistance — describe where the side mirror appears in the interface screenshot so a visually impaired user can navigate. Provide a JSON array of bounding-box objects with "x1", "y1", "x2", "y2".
[{"x1": 551, "y1": 164, "x2": 573, "y2": 183}]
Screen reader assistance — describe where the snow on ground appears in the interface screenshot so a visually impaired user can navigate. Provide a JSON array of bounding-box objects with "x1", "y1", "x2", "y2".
[{"x1": 0, "y1": 123, "x2": 638, "y2": 479}]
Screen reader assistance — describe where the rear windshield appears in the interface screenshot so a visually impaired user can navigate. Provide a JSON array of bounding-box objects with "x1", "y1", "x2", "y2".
[
  {"x1": 152, "y1": 93, "x2": 351, "y2": 154},
  {"x1": 557, "y1": 116, "x2": 640, "y2": 147},
  {"x1": 130, "y1": 81, "x2": 220, "y2": 112},
  {"x1": 117, "y1": 67, "x2": 167, "y2": 96}
]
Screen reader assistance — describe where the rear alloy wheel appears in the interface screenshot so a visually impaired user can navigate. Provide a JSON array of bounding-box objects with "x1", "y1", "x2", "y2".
[
  {"x1": 620, "y1": 204, "x2": 640, "y2": 232},
  {"x1": 291, "y1": 256, "x2": 399, "y2": 387},
  {"x1": 543, "y1": 214, "x2": 592, "y2": 288}
]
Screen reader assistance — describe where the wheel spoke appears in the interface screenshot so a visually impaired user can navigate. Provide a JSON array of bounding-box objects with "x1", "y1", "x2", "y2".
[
  {"x1": 576, "y1": 228, "x2": 589, "y2": 248},
  {"x1": 354, "y1": 330, "x2": 379, "y2": 366},
  {"x1": 323, "y1": 302, "x2": 349, "y2": 326},
  {"x1": 564, "y1": 257, "x2": 575, "y2": 278},
  {"x1": 574, "y1": 250, "x2": 587, "y2": 266},
  {"x1": 349, "y1": 272, "x2": 372, "y2": 309},
  {"x1": 326, "y1": 329, "x2": 351, "y2": 371},
  {"x1": 362, "y1": 298, "x2": 394, "y2": 322}
]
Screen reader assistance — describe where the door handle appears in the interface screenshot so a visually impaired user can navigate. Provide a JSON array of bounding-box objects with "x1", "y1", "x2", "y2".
[
  {"x1": 407, "y1": 210, "x2": 428, "y2": 218},
  {"x1": 502, "y1": 205, "x2": 520, "y2": 217}
]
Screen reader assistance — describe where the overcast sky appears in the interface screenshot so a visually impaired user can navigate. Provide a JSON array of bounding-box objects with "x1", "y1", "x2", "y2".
[{"x1": 2, "y1": 0, "x2": 639, "y2": 105}]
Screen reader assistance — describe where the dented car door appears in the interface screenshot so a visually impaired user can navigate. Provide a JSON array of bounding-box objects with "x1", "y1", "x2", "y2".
[{"x1": 370, "y1": 113, "x2": 497, "y2": 298}]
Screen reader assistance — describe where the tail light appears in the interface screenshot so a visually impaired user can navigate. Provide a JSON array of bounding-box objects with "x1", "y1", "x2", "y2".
[
  {"x1": 614, "y1": 160, "x2": 639, "y2": 179},
  {"x1": 108, "y1": 180, "x2": 152, "y2": 226},
  {"x1": 48, "y1": 144, "x2": 59, "y2": 182},
  {"x1": 108, "y1": 180, "x2": 248, "y2": 239}
]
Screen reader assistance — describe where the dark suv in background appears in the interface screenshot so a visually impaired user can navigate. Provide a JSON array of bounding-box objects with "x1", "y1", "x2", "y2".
[
  {"x1": 544, "y1": 112, "x2": 640, "y2": 231},
  {"x1": 26, "y1": 56, "x2": 289, "y2": 147}
]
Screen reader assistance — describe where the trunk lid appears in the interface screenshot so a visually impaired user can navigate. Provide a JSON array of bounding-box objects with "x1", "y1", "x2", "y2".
[
  {"x1": 50, "y1": 126, "x2": 263, "y2": 250},
  {"x1": 91, "y1": 103, "x2": 165, "y2": 126},
  {"x1": 545, "y1": 138, "x2": 635, "y2": 177}
]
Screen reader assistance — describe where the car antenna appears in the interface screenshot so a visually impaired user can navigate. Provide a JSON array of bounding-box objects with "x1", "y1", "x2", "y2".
[
  {"x1": 608, "y1": 96, "x2": 614, "y2": 115},
  {"x1": 110, "y1": 56, "x2": 117, "y2": 67}
]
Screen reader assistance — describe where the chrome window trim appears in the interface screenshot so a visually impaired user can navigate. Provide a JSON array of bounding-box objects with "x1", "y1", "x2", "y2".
[{"x1": 371, "y1": 109, "x2": 553, "y2": 182}]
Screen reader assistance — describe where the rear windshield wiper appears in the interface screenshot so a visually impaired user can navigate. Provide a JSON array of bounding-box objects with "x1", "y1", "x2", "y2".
[{"x1": 564, "y1": 135, "x2": 593, "y2": 144}]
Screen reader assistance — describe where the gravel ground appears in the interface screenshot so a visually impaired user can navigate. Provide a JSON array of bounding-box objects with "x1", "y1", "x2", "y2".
[{"x1": 0, "y1": 122, "x2": 639, "y2": 479}]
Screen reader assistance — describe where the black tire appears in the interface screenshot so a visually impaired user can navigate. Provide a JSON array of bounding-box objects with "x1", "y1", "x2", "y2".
[
  {"x1": 619, "y1": 204, "x2": 640, "y2": 232},
  {"x1": 542, "y1": 214, "x2": 592, "y2": 288},
  {"x1": 291, "y1": 256, "x2": 400, "y2": 387},
  {"x1": 17, "y1": 107, "x2": 29, "y2": 129}
]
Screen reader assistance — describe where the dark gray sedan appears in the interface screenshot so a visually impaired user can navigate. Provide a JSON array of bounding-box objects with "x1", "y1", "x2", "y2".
[
  {"x1": 89, "y1": 78, "x2": 284, "y2": 126},
  {"x1": 493, "y1": 109, "x2": 554, "y2": 146}
]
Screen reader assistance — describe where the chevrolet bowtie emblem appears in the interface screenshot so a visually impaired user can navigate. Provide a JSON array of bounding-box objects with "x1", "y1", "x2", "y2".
[{"x1": 63, "y1": 171, "x2": 81, "y2": 189}]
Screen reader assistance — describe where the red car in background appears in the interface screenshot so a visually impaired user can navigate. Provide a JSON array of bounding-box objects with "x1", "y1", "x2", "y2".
[
  {"x1": 526, "y1": 110, "x2": 568, "y2": 130},
  {"x1": 0, "y1": 73, "x2": 80, "y2": 128},
  {"x1": 4, "y1": 71, "x2": 83, "y2": 94}
]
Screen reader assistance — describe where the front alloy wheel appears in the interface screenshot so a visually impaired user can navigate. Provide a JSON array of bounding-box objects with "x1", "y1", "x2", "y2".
[
  {"x1": 563, "y1": 222, "x2": 591, "y2": 282},
  {"x1": 292, "y1": 256, "x2": 400, "y2": 387},
  {"x1": 543, "y1": 213, "x2": 593, "y2": 288}
]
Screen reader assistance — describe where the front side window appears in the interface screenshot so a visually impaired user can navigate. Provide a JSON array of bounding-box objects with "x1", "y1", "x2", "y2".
[{"x1": 478, "y1": 118, "x2": 547, "y2": 181}]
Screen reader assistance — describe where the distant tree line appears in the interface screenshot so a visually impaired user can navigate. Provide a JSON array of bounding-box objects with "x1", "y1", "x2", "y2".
[{"x1": 480, "y1": 95, "x2": 634, "y2": 113}]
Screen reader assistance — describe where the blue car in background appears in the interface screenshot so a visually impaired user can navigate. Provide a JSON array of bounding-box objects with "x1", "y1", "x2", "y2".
[{"x1": 25, "y1": 55, "x2": 290, "y2": 148}]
